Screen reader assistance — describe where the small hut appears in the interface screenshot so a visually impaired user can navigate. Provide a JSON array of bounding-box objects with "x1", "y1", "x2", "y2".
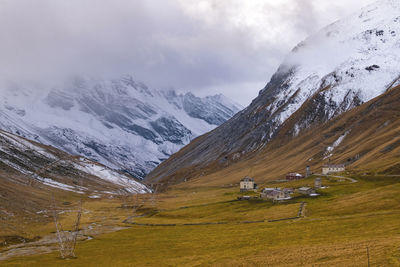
[
  {"x1": 261, "y1": 189, "x2": 291, "y2": 201},
  {"x1": 298, "y1": 187, "x2": 315, "y2": 195}
]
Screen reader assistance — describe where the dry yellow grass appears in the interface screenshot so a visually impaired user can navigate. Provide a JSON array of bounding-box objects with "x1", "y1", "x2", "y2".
[{"x1": 2, "y1": 173, "x2": 400, "y2": 266}]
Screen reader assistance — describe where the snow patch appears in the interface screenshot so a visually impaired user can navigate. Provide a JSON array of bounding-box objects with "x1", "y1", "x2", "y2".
[
  {"x1": 324, "y1": 131, "x2": 349, "y2": 159},
  {"x1": 73, "y1": 162, "x2": 149, "y2": 194},
  {"x1": 38, "y1": 177, "x2": 85, "y2": 194}
]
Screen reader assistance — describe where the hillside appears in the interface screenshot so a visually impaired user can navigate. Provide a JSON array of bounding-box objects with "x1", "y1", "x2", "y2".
[
  {"x1": 0, "y1": 76, "x2": 242, "y2": 179},
  {"x1": 0, "y1": 129, "x2": 149, "y2": 236},
  {"x1": 146, "y1": 0, "x2": 400, "y2": 185}
]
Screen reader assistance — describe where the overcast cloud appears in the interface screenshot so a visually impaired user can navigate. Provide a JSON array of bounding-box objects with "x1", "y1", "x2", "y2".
[{"x1": 0, "y1": 0, "x2": 374, "y2": 105}]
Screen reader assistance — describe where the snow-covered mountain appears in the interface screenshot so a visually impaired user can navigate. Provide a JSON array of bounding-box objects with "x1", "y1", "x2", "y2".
[
  {"x1": 262, "y1": 0, "x2": 400, "y2": 136},
  {"x1": 0, "y1": 76, "x2": 242, "y2": 179},
  {"x1": 146, "y1": 0, "x2": 400, "y2": 183}
]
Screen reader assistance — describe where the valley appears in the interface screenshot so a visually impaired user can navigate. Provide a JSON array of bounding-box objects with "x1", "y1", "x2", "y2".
[
  {"x1": 1, "y1": 0, "x2": 400, "y2": 266},
  {"x1": 1, "y1": 172, "x2": 399, "y2": 266}
]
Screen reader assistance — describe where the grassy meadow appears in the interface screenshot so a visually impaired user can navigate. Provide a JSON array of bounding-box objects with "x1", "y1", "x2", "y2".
[{"x1": 1, "y1": 173, "x2": 400, "y2": 266}]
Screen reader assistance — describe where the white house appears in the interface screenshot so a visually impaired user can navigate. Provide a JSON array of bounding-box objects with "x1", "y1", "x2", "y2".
[
  {"x1": 322, "y1": 164, "x2": 345, "y2": 175},
  {"x1": 240, "y1": 177, "x2": 257, "y2": 192}
]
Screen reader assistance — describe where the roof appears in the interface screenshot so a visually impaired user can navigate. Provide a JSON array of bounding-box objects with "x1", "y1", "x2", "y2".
[
  {"x1": 266, "y1": 190, "x2": 282, "y2": 197},
  {"x1": 276, "y1": 197, "x2": 292, "y2": 200},
  {"x1": 298, "y1": 187, "x2": 312, "y2": 191},
  {"x1": 323, "y1": 164, "x2": 345, "y2": 168},
  {"x1": 287, "y1": 173, "x2": 302, "y2": 177},
  {"x1": 241, "y1": 176, "x2": 254, "y2": 182},
  {"x1": 262, "y1": 188, "x2": 276, "y2": 192},
  {"x1": 283, "y1": 188, "x2": 294, "y2": 192}
]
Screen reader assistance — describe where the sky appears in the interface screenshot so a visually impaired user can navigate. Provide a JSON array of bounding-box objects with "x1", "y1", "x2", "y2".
[{"x1": 0, "y1": 0, "x2": 375, "y2": 105}]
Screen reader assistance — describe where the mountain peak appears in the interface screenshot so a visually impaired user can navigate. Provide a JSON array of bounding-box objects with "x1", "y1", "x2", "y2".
[
  {"x1": 0, "y1": 76, "x2": 242, "y2": 179},
  {"x1": 146, "y1": 0, "x2": 400, "y2": 184}
]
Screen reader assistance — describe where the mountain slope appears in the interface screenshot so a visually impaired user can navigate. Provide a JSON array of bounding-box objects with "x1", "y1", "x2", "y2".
[
  {"x1": 0, "y1": 77, "x2": 242, "y2": 179},
  {"x1": 148, "y1": 82, "x2": 400, "y2": 188},
  {"x1": 0, "y1": 128, "x2": 150, "y2": 231},
  {"x1": 146, "y1": 0, "x2": 400, "y2": 184},
  {"x1": 0, "y1": 129, "x2": 149, "y2": 194}
]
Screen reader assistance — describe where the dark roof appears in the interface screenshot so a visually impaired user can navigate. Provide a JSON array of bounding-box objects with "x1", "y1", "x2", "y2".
[
  {"x1": 241, "y1": 176, "x2": 254, "y2": 182},
  {"x1": 266, "y1": 190, "x2": 282, "y2": 197},
  {"x1": 283, "y1": 188, "x2": 294, "y2": 192},
  {"x1": 286, "y1": 173, "x2": 303, "y2": 177}
]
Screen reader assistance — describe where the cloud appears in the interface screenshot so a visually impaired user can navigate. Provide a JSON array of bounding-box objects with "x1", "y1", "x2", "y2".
[{"x1": 0, "y1": 0, "x2": 374, "y2": 105}]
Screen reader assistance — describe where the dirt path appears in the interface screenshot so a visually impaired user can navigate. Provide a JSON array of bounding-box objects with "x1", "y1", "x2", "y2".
[
  {"x1": 0, "y1": 224, "x2": 127, "y2": 261},
  {"x1": 318, "y1": 174, "x2": 358, "y2": 183},
  {"x1": 125, "y1": 201, "x2": 307, "y2": 226}
]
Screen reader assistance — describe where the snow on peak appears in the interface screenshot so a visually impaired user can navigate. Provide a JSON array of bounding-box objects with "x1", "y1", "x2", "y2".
[
  {"x1": 0, "y1": 129, "x2": 150, "y2": 194},
  {"x1": 0, "y1": 76, "x2": 242, "y2": 179},
  {"x1": 262, "y1": 0, "x2": 400, "y2": 130}
]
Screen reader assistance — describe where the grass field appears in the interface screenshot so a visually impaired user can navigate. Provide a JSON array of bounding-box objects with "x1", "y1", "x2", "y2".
[{"x1": 1, "y1": 173, "x2": 400, "y2": 266}]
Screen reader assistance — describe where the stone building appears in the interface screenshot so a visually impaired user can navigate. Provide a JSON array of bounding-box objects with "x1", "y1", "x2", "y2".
[
  {"x1": 297, "y1": 187, "x2": 315, "y2": 195},
  {"x1": 261, "y1": 188, "x2": 291, "y2": 201}
]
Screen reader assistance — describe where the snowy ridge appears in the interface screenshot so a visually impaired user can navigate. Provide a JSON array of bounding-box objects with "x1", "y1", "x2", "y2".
[
  {"x1": 73, "y1": 159, "x2": 149, "y2": 193},
  {"x1": 262, "y1": 0, "x2": 400, "y2": 134},
  {"x1": 0, "y1": 76, "x2": 242, "y2": 178},
  {"x1": 146, "y1": 0, "x2": 400, "y2": 184},
  {"x1": 0, "y1": 129, "x2": 149, "y2": 194}
]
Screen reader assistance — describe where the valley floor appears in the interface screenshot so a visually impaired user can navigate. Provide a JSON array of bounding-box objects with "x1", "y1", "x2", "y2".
[{"x1": 1, "y1": 174, "x2": 400, "y2": 266}]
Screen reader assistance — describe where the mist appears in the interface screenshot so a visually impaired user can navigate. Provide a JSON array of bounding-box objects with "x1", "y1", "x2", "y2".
[{"x1": 0, "y1": 0, "x2": 374, "y2": 105}]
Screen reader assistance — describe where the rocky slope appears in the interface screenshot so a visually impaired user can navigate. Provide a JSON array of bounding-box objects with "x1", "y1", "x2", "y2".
[
  {"x1": 0, "y1": 129, "x2": 149, "y2": 195},
  {"x1": 0, "y1": 128, "x2": 150, "y2": 226},
  {"x1": 0, "y1": 129, "x2": 152, "y2": 239},
  {"x1": 146, "y1": 0, "x2": 400, "y2": 184},
  {"x1": 0, "y1": 76, "x2": 242, "y2": 179}
]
